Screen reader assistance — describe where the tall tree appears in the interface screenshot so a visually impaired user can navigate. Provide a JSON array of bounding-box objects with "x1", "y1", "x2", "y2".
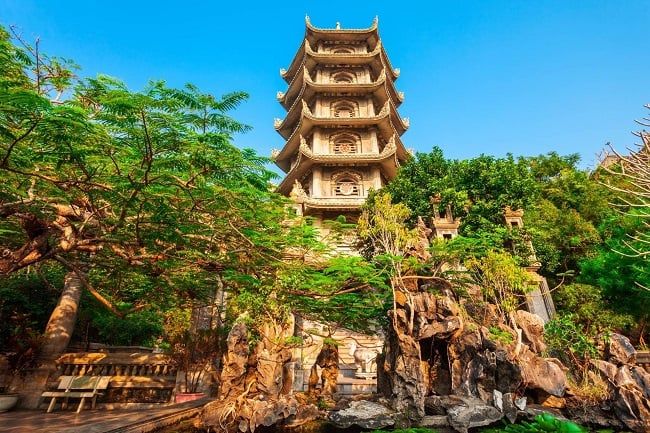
[
  {"x1": 0, "y1": 26, "x2": 290, "y2": 363},
  {"x1": 600, "y1": 105, "x2": 650, "y2": 261}
]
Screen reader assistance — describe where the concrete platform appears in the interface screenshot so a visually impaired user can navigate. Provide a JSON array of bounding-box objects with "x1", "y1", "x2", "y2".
[{"x1": 0, "y1": 398, "x2": 209, "y2": 433}]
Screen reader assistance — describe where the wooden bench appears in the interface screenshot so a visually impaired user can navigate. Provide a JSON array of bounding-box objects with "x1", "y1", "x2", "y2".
[
  {"x1": 53, "y1": 353, "x2": 178, "y2": 404},
  {"x1": 42, "y1": 375, "x2": 111, "y2": 413}
]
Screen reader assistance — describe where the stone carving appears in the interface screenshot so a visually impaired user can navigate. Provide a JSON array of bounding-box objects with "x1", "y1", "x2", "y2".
[
  {"x1": 289, "y1": 181, "x2": 307, "y2": 202},
  {"x1": 198, "y1": 320, "x2": 319, "y2": 432},
  {"x1": 348, "y1": 340, "x2": 379, "y2": 378}
]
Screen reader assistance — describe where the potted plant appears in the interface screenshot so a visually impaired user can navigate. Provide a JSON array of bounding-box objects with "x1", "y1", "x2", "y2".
[{"x1": 164, "y1": 308, "x2": 220, "y2": 403}]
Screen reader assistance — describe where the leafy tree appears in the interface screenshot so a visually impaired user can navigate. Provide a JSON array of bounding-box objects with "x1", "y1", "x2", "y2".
[
  {"x1": 525, "y1": 199, "x2": 601, "y2": 274},
  {"x1": 0, "y1": 26, "x2": 303, "y2": 363},
  {"x1": 578, "y1": 213, "x2": 650, "y2": 344},
  {"x1": 553, "y1": 283, "x2": 633, "y2": 336},
  {"x1": 466, "y1": 251, "x2": 534, "y2": 353},
  {"x1": 544, "y1": 314, "x2": 600, "y2": 378},
  {"x1": 382, "y1": 147, "x2": 462, "y2": 221},
  {"x1": 384, "y1": 147, "x2": 538, "y2": 232}
]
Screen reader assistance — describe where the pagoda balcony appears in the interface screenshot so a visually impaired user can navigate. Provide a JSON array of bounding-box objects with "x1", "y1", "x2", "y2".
[
  {"x1": 277, "y1": 67, "x2": 403, "y2": 110},
  {"x1": 291, "y1": 193, "x2": 368, "y2": 213},
  {"x1": 275, "y1": 137, "x2": 399, "y2": 195},
  {"x1": 302, "y1": 196, "x2": 367, "y2": 210},
  {"x1": 281, "y1": 39, "x2": 399, "y2": 86},
  {"x1": 275, "y1": 100, "x2": 408, "y2": 140},
  {"x1": 273, "y1": 119, "x2": 408, "y2": 172}
]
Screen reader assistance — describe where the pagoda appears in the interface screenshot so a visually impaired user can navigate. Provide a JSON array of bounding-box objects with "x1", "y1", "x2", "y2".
[{"x1": 273, "y1": 16, "x2": 410, "y2": 224}]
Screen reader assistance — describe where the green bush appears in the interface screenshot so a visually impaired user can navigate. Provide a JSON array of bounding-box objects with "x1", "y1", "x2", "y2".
[
  {"x1": 488, "y1": 326, "x2": 514, "y2": 344},
  {"x1": 481, "y1": 413, "x2": 587, "y2": 433},
  {"x1": 544, "y1": 314, "x2": 599, "y2": 370}
]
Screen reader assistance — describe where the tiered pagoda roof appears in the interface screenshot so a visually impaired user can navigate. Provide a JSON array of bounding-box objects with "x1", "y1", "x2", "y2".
[{"x1": 274, "y1": 17, "x2": 409, "y2": 215}]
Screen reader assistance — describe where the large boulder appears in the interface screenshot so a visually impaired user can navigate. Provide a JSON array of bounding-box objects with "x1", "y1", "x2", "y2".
[
  {"x1": 514, "y1": 310, "x2": 547, "y2": 354},
  {"x1": 328, "y1": 400, "x2": 395, "y2": 429},
  {"x1": 608, "y1": 333, "x2": 637, "y2": 365},
  {"x1": 437, "y1": 295, "x2": 460, "y2": 317},
  {"x1": 448, "y1": 327, "x2": 523, "y2": 401},
  {"x1": 446, "y1": 398, "x2": 503, "y2": 433},
  {"x1": 518, "y1": 348, "x2": 567, "y2": 397},
  {"x1": 591, "y1": 359, "x2": 650, "y2": 432},
  {"x1": 416, "y1": 315, "x2": 462, "y2": 340}
]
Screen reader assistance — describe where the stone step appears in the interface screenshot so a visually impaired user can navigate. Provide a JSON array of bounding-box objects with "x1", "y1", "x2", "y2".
[
  {"x1": 421, "y1": 415, "x2": 450, "y2": 428},
  {"x1": 337, "y1": 382, "x2": 377, "y2": 395}
]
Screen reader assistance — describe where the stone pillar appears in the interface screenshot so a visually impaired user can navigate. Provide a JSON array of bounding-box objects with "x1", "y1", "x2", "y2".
[
  {"x1": 372, "y1": 166, "x2": 382, "y2": 190},
  {"x1": 367, "y1": 96, "x2": 375, "y2": 116},
  {"x1": 312, "y1": 167, "x2": 323, "y2": 198},
  {"x1": 370, "y1": 128, "x2": 379, "y2": 153},
  {"x1": 313, "y1": 128, "x2": 324, "y2": 154}
]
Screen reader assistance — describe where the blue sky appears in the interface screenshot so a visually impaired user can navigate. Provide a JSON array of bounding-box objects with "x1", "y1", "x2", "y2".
[{"x1": 2, "y1": 1, "x2": 648, "y2": 171}]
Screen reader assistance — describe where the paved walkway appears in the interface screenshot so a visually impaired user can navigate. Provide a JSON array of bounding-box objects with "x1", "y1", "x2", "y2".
[{"x1": 0, "y1": 399, "x2": 209, "y2": 433}]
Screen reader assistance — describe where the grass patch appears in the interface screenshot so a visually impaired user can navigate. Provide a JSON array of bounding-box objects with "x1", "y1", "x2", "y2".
[{"x1": 488, "y1": 326, "x2": 514, "y2": 344}]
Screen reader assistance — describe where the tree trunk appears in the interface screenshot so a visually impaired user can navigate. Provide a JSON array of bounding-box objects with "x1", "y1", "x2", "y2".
[
  {"x1": 40, "y1": 271, "x2": 83, "y2": 360},
  {"x1": 13, "y1": 271, "x2": 83, "y2": 408}
]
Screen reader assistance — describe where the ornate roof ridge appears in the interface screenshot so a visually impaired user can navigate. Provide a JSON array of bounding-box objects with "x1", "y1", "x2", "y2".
[
  {"x1": 281, "y1": 39, "x2": 307, "y2": 81},
  {"x1": 305, "y1": 15, "x2": 378, "y2": 33}
]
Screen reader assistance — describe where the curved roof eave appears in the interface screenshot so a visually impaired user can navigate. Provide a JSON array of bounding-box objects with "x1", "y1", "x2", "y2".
[
  {"x1": 280, "y1": 67, "x2": 404, "y2": 110},
  {"x1": 274, "y1": 111, "x2": 409, "y2": 168}
]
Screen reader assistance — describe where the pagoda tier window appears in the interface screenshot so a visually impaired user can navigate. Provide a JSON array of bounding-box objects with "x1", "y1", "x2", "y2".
[
  {"x1": 330, "y1": 132, "x2": 361, "y2": 154},
  {"x1": 330, "y1": 100, "x2": 358, "y2": 118},
  {"x1": 332, "y1": 171, "x2": 362, "y2": 197},
  {"x1": 321, "y1": 43, "x2": 355, "y2": 54},
  {"x1": 331, "y1": 71, "x2": 356, "y2": 84}
]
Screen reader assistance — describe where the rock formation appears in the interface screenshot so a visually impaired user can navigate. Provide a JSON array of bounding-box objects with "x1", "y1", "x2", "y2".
[
  {"x1": 307, "y1": 342, "x2": 339, "y2": 399},
  {"x1": 378, "y1": 281, "x2": 569, "y2": 427},
  {"x1": 197, "y1": 320, "x2": 318, "y2": 432},
  {"x1": 584, "y1": 335, "x2": 650, "y2": 433},
  {"x1": 373, "y1": 275, "x2": 650, "y2": 432}
]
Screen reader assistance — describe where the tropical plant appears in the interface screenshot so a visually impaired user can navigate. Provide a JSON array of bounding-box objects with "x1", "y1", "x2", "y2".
[{"x1": 466, "y1": 251, "x2": 534, "y2": 354}]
